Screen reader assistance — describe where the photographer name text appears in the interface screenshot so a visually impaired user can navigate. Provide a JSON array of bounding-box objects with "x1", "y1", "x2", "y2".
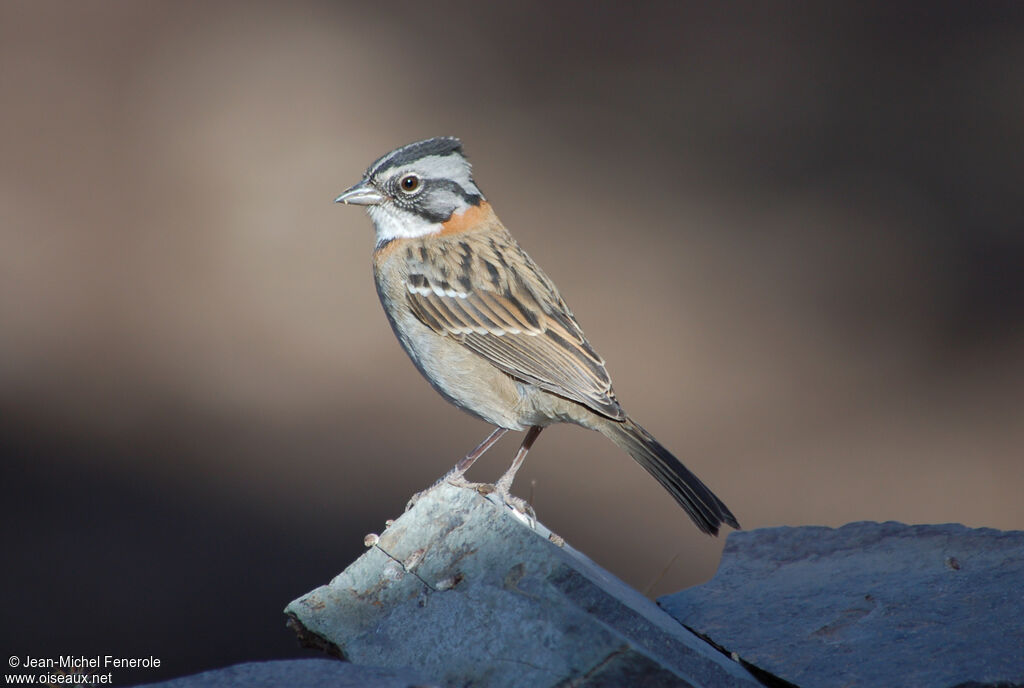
[{"x1": 16, "y1": 656, "x2": 160, "y2": 669}]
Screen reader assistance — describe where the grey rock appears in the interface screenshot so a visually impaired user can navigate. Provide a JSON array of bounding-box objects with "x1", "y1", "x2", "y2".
[
  {"x1": 135, "y1": 659, "x2": 433, "y2": 687},
  {"x1": 659, "y1": 521, "x2": 1024, "y2": 688},
  {"x1": 286, "y1": 483, "x2": 758, "y2": 688}
]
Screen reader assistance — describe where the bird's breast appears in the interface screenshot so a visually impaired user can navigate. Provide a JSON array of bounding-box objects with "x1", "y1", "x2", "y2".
[{"x1": 372, "y1": 244, "x2": 529, "y2": 430}]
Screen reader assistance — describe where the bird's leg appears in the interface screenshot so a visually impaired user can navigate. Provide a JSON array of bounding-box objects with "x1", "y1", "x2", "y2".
[
  {"x1": 495, "y1": 426, "x2": 542, "y2": 493},
  {"x1": 446, "y1": 426, "x2": 509, "y2": 486},
  {"x1": 493, "y1": 426, "x2": 543, "y2": 519},
  {"x1": 405, "y1": 427, "x2": 508, "y2": 511}
]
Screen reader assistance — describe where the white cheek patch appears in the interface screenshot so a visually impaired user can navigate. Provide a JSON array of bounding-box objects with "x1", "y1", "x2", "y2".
[{"x1": 368, "y1": 204, "x2": 442, "y2": 242}]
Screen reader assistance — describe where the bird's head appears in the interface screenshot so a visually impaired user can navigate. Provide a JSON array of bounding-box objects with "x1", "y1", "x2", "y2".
[{"x1": 335, "y1": 137, "x2": 485, "y2": 244}]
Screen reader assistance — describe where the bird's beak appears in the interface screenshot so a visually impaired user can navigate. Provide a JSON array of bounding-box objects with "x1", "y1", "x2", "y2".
[{"x1": 334, "y1": 180, "x2": 385, "y2": 206}]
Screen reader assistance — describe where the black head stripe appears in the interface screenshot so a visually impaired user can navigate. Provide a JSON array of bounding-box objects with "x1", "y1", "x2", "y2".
[
  {"x1": 405, "y1": 177, "x2": 482, "y2": 224},
  {"x1": 368, "y1": 137, "x2": 464, "y2": 177},
  {"x1": 429, "y1": 178, "x2": 482, "y2": 206}
]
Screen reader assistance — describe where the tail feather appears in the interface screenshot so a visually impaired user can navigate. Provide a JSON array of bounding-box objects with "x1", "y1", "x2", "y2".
[{"x1": 597, "y1": 417, "x2": 739, "y2": 536}]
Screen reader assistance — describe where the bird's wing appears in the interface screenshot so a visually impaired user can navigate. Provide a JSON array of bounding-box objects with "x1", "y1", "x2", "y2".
[{"x1": 404, "y1": 233, "x2": 625, "y2": 420}]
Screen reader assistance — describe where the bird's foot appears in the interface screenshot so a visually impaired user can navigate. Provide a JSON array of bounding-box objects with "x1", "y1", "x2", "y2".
[
  {"x1": 490, "y1": 484, "x2": 537, "y2": 527},
  {"x1": 404, "y1": 470, "x2": 496, "y2": 512}
]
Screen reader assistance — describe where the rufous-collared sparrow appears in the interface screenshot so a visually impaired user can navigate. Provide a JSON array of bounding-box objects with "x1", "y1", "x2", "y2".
[{"x1": 335, "y1": 137, "x2": 738, "y2": 535}]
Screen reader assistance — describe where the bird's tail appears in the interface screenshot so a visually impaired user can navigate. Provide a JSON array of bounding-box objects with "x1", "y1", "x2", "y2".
[{"x1": 595, "y1": 416, "x2": 739, "y2": 535}]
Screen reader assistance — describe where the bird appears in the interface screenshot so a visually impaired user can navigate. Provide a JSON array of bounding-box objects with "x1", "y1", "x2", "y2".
[{"x1": 334, "y1": 136, "x2": 739, "y2": 535}]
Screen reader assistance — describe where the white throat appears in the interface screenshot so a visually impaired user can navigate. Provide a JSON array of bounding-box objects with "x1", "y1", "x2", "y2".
[{"x1": 368, "y1": 204, "x2": 442, "y2": 243}]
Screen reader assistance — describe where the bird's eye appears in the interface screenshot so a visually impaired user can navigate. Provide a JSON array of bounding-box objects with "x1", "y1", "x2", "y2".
[{"x1": 399, "y1": 174, "x2": 421, "y2": 193}]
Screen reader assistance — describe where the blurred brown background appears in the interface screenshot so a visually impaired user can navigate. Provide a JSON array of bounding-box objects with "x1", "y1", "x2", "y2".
[{"x1": 2, "y1": 1, "x2": 1023, "y2": 683}]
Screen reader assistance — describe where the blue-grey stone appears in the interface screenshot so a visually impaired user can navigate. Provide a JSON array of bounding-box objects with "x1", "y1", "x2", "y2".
[
  {"x1": 658, "y1": 521, "x2": 1024, "y2": 688},
  {"x1": 286, "y1": 483, "x2": 758, "y2": 688},
  {"x1": 136, "y1": 659, "x2": 432, "y2": 687}
]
